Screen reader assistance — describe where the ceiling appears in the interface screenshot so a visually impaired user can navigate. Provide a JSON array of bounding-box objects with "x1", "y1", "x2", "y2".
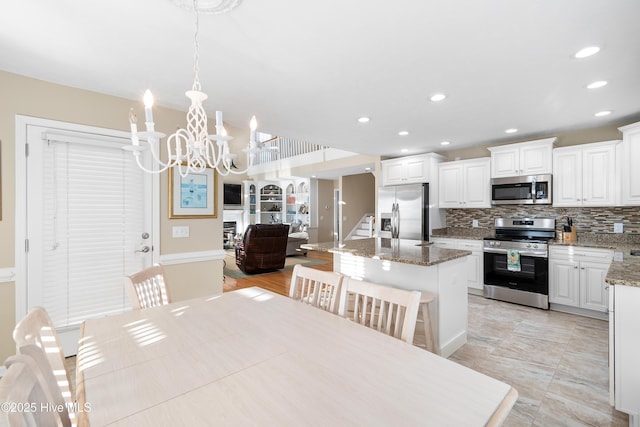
[{"x1": 1, "y1": 0, "x2": 639, "y2": 158}]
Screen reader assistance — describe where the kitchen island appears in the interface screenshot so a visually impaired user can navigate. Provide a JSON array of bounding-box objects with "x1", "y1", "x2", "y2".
[{"x1": 301, "y1": 238, "x2": 471, "y2": 357}]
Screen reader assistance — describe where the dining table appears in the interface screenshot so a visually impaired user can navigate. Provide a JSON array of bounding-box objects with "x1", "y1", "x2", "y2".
[{"x1": 76, "y1": 287, "x2": 517, "y2": 426}]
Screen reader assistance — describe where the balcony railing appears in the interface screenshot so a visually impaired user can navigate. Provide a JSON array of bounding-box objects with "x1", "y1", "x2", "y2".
[{"x1": 252, "y1": 136, "x2": 328, "y2": 166}]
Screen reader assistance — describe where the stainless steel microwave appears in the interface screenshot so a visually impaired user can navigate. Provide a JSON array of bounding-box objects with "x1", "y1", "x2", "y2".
[{"x1": 491, "y1": 174, "x2": 552, "y2": 205}]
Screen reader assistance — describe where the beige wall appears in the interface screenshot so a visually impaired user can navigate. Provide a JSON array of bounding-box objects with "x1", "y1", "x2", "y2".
[
  {"x1": 340, "y1": 173, "x2": 375, "y2": 238},
  {"x1": 0, "y1": 70, "x2": 232, "y2": 361},
  {"x1": 315, "y1": 179, "x2": 336, "y2": 243}
]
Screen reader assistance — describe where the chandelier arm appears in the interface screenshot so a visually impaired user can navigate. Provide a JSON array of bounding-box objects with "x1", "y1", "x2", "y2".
[
  {"x1": 133, "y1": 151, "x2": 173, "y2": 174},
  {"x1": 142, "y1": 135, "x2": 176, "y2": 169}
]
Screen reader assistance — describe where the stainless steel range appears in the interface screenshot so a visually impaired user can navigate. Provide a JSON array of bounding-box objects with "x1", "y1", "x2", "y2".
[{"x1": 483, "y1": 218, "x2": 556, "y2": 309}]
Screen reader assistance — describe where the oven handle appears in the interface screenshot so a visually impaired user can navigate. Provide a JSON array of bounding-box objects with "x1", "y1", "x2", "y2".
[{"x1": 483, "y1": 247, "x2": 548, "y2": 258}]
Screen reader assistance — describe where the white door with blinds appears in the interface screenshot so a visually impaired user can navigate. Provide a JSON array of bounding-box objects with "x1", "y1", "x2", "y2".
[{"x1": 21, "y1": 120, "x2": 155, "y2": 356}]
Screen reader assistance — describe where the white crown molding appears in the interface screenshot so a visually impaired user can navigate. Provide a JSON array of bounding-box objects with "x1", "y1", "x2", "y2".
[
  {"x1": 158, "y1": 249, "x2": 225, "y2": 265},
  {"x1": 0, "y1": 268, "x2": 16, "y2": 284}
]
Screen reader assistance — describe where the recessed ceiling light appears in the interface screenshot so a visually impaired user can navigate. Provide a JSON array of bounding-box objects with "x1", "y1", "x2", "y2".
[
  {"x1": 311, "y1": 175, "x2": 317, "y2": 178},
  {"x1": 505, "y1": 128, "x2": 518, "y2": 134},
  {"x1": 430, "y1": 93, "x2": 446, "y2": 102},
  {"x1": 398, "y1": 131, "x2": 409, "y2": 136},
  {"x1": 595, "y1": 110, "x2": 612, "y2": 117},
  {"x1": 357, "y1": 117, "x2": 370, "y2": 123},
  {"x1": 364, "y1": 167, "x2": 372, "y2": 171},
  {"x1": 587, "y1": 80, "x2": 608, "y2": 89},
  {"x1": 574, "y1": 46, "x2": 600, "y2": 58},
  {"x1": 440, "y1": 141, "x2": 450, "y2": 146},
  {"x1": 401, "y1": 148, "x2": 409, "y2": 153}
]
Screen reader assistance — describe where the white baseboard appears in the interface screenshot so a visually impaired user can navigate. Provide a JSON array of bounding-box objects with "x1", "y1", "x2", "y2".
[{"x1": 158, "y1": 249, "x2": 225, "y2": 265}]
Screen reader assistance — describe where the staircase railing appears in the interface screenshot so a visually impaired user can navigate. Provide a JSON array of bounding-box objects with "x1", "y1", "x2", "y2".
[{"x1": 253, "y1": 136, "x2": 328, "y2": 166}]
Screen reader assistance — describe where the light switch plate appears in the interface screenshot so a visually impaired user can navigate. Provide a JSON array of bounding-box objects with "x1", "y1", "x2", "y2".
[
  {"x1": 172, "y1": 226, "x2": 190, "y2": 238},
  {"x1": 472, "y1": 220, "x2": 479, "y2": 228},
  {"x1": 614, "y1": 251, "x2": 624, "y2": 262},
  {"x1": 614, "y1": 223, "x2": 623, "y2": 233}
]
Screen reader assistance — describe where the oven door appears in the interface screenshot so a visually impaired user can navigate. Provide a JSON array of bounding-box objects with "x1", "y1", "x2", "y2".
[{"x1": 483, "y1": 249, "x2": 548, "y2": 295}]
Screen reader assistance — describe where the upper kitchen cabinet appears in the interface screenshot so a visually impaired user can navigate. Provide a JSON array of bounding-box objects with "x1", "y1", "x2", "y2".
[
  {"x1": 553, "y1": 140, "x2": 621, "y2": 207},
  {"x1": 438, "y1": 158, "x2": 491, "y2": 208},
  {"x1": 488, "y1": 137, "x2": 555, "y2": 178},
  {"x1": 619, "y1": 121, "x2": 640, "y2": 205},
  {"x1": 381, "y1": 153, "x2": 444, "y2": 186}
]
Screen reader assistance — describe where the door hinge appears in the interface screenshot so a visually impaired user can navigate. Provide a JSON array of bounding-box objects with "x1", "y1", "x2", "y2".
[
  {"x1": 25, "y1": 143, "x2": 29, "y2": 157},
  {"x1": 25, "y1": 239, "x2": 29, "y2": 253}
]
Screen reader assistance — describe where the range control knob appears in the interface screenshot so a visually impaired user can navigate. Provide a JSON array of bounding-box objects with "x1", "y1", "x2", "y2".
[
  {"x1": 526, "y1": 243, "x2": 532, "y2": 248},
  {"x1": 495, "y1": 241, "x2": 501, "y2": 247},
  {"x1": 533, "y1": 244, "x2": 538, "y2": 249}
]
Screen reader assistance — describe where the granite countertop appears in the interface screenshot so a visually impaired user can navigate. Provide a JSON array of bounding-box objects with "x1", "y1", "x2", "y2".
[
  {"x1": 430, "y1": 228, "x2": 490, "y2": 240},
  {"x1": 300, "y1": 238, "x2": 471, "y2": 267}
]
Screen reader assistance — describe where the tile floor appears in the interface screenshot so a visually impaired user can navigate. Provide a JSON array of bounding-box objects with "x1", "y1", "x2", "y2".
[{"x1": 449, "y1": 295, "x2": 628, "y2": 426}]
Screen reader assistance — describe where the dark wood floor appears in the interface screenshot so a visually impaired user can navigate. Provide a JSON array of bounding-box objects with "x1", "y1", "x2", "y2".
[{"x1": 223, "y1": 251, "x2": 334, "y2": 296}]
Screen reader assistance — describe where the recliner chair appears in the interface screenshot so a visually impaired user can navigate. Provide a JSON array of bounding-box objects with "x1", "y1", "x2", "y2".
[{"x1": 235, "y1": 224, "x2": 289, "y2": 274}]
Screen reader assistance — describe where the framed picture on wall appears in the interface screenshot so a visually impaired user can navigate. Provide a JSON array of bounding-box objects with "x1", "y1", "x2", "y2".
[{"x1": 169, "y1": 165, "x2": 218, "y2": 219}]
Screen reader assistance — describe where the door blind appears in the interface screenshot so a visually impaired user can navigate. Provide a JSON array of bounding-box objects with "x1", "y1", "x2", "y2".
[{"x1": 39, "y1": 136, "x2": 146, "y2": 328}]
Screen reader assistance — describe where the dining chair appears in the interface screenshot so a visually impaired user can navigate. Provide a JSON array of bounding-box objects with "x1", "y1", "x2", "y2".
[
  {"x1": 338, "y1": 277, "x2": 421, "y2": 344},
  {"x1": 125, "y1": 264, "x2": 171, "y2": 310},
  {"x1": 1, "y1": 351, "x2": 71, "y2": 427},
  {"x1": 289, "y1": 264, "x2": 344, "y2": 314},
  {"x1": 12, "y1": 307, "x2": 74, "y2": 408}
]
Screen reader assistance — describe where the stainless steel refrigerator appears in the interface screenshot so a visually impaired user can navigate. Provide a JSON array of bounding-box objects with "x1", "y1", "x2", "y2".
[{"x1": 378, "y1": 183, "x2": 429, "y2": 240}]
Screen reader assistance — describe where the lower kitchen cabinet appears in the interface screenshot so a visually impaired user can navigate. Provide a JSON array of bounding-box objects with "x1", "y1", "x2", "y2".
[
  {"x1": 431, "y1": 238, "x2": 483, "y2": 293},
  {"x1": 611, "y1": 284, "x2": 640, "y2": 423},
  {"x1": 549, "y1": 246, "x2": 612, "y2": 314}
]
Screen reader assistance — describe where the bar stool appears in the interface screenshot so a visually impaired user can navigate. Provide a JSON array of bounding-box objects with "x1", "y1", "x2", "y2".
[{"x1": 415, "y1": 291, "x2": 437, "y2": 354}]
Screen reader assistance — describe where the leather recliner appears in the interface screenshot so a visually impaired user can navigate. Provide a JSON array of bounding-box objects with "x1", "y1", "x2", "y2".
[{"x1": 235, "y1": 224, "x2": 289, "y2": 274}]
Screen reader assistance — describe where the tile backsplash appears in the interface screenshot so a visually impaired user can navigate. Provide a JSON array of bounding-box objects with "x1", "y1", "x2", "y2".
[{"x1": 445, "y1": 206, "x2": 640, "y2": 237}]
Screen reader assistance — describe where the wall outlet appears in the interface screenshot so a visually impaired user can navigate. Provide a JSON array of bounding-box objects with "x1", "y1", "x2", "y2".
[
  {"x1": 472, "y1": 219, "x2": 479, "y2": 228},
  {"x1": 614, "y1": 223, "x2": 624, "y2": 233},
  {"x1": 613, "y1": 251, "x2": 624, "y2": 262},
  {"x1": 172, "y1": 226, "x2": 190, "y2": 238}
]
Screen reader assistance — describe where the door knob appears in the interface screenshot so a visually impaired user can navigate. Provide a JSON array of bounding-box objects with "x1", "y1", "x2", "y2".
[
  {"x1": 136, "y1": 246, "x2": 151, "y2": 253},
  {"x1": 141, "y1": 232, "x2": 150, "y2": 239}
]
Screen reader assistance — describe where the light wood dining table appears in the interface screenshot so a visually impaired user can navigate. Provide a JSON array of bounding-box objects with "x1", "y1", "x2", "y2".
[{"x1": 76, "y1": 287, "x2": 517, "y2": 426}]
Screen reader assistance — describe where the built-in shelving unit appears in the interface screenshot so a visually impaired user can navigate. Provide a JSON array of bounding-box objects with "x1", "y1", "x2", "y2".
[
  {"x1": 260, "y1": 184, "x2": 283, "y2": 224},
  {"x1": 248, "y1": 184, "x2": 257, "y2": 225}
]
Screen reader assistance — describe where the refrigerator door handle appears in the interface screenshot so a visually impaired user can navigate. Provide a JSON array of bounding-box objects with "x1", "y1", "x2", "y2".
[{"x1": 392, "y1": 203, "x2": 399, "y2": 238}]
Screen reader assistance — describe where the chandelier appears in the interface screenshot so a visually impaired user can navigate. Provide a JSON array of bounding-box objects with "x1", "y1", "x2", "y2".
[{"x1": 126, "y1": 0, "x2": 256, "y2": 177}]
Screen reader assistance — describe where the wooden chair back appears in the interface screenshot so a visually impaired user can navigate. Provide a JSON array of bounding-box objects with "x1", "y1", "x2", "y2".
[
  {"x1": 125, "y1": 264, "x2": 170, "y2": 310},
  {"x1": 1, "y1": 351, "x2": 71, "y2": 427},
  {"x1": 338, "y1": 278, "x2": 421, "y2": 344},
  {"x1": 289, "y1": 265, "x2": 344, "y2": 314},
  {"x1": 12, "y1": 307, "x2": 73, "y2": 409}
]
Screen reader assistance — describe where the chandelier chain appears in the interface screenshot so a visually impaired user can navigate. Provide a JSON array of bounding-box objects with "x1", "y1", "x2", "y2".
[{"x1": 192, "y1": 0, "x2": 201, "y2": 91}]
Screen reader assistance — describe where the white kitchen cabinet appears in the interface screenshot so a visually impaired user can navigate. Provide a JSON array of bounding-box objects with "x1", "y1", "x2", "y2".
[
  {"x1": 612, "y1": 284, "x2": 640, "y2": 423},
  {"x1": 553, "y1": 140, "x2": 620, "y2": 207},
  {"x1": 431, "y1": 238, "x2": 483, "y2": 293},
  {"x1": 549, "y1": 246, "x2": 613, "y2": 313},
  {"x1": 381, "y1": 153, "x2": 444, "y2": 186},
  {"x1": 488, "y1": 137, "x2": 555, "y2": 178},
  {"x1": 438, "y1": 158, "x2": 491, "y2": 208},
  {"x1": 619, "y1": 121, "x2": 640, "y2": 205}
]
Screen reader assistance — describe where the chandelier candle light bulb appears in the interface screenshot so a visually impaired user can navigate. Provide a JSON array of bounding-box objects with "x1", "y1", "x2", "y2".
[
  {"x1": 129, "y1": 109, "x2": 139, "y2": 146},
  {"x1": 143, "y1": 90, "x2": 154, "y2": 130}
]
